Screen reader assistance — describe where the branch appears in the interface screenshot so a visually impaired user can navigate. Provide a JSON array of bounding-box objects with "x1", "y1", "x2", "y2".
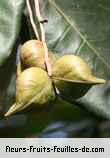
[
  {"x1": 34, "y1": 0, "x2": 52, "y2": 76},
  {"x1": 26, "y1": 0, "x2": 40, "y2": 40}
]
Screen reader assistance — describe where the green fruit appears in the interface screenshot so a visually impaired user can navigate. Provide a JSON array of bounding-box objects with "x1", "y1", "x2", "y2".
[
  {"x1": 5, "y1": 67, "x2": 55, "y2": 117},
  {"x1": 21, "y1": 40, "x2": 57, "y2": 69},
  {"x1": 52, "y1": 55, "x2": 105, "y2": 100}
]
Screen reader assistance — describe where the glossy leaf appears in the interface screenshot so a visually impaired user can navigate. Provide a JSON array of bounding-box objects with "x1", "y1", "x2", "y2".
[
  {"x1": 0, "y1": 0, "x2": 24, "y2": 65},
  {"x1": 0, "y1": 0, "x2": 25, "y2": 113},
  {"x1": 40, "y1": 0, "x2": 110, "y2": 119},
  {"x1": 0, "y1": 0, "x2": 110, "y2": 138},
  {"x1": 0, "y1": 97, "x2": 94, "y2": 137}
]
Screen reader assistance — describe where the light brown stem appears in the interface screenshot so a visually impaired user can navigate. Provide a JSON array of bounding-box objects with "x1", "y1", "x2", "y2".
[
  {"x1": 17, "y1": 62, "x2": 22, "y2": 77},
  {"x1": 26, "y1": 0, "x2": 40, "y2": 40},
  {"x1": 34, "y1": 0, "x2": 52, "y2": 76}
]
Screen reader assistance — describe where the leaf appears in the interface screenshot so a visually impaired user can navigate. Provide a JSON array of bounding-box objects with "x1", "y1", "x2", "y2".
[
  {"x1": 40, "y1": 0, "x2": 110, "y2": 119},
  {"x1": 1, "y1": 0, "x2": 109, "y2": 137},
  {"x1": 0, "y1": 0, "x2": 25, "y2": 65},
  {"x1": 0, "y1": 98, "x2": 95, "y2": 137},
  {"x1": 0, "y1": 0, "x2": 25, "y2": 114},
  {"x1": 0, "y1": 0, "x2": 25, "y2": 133},
  {"x1": 0, "y1": 55, "x2": 16, "y2": 115}
]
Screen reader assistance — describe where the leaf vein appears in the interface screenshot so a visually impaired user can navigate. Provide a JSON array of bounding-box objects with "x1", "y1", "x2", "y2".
[{"x1": 49, "y1": 0, "x2": 110, "y2": 70}]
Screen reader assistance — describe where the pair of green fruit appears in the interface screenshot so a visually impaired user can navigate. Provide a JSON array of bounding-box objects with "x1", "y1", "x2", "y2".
[{"x1": 5, "y1": 40, "x2": 105, "y2": 117}]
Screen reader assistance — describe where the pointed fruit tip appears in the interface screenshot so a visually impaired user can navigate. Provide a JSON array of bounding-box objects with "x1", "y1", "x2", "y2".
[
  {"x1": 4, "y1": 103, "x2": 17, "y2": 117},
  {"x1": 89, "y1": 76, "x2": 106, "y2": 84}
]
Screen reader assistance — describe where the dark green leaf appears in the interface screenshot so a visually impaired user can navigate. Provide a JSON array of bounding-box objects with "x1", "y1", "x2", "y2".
[
  {"x1": 40, "y1": 0, "x2": 110, "y2": 119},
  {"x1": 1, "y1": 0, "x2": 110, "y2": 138},
  {"x1": 0, "y1": 98, "x2": 94, "y2": 137},
  {"x1": 0, "y1": 0, "x2": 25, "y2": 65}
]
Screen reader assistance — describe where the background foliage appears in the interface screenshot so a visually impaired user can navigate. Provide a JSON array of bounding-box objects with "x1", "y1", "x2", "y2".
[{"x1": 0, "y1": 0, "x2": 110, "y2": 137}]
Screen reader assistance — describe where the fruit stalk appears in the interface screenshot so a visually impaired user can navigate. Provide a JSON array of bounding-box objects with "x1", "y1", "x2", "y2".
[
  {"x1": 26, "y1": 0, "x2": 40, "y2": 40},
  {"x1": 34, "y1": 0, "x2": 52, "y2": 76}
]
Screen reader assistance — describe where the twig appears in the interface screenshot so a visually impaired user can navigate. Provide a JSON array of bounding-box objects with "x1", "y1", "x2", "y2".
[
  {"x1": 34, "y1": 0, "x2": 52, "y2": 76},
  {"x1": 26, "y1": 0, "x2": 40, "y2": 40},
  {"x1": 16, "y1": 45, "x2": 22, "y2": 77}
]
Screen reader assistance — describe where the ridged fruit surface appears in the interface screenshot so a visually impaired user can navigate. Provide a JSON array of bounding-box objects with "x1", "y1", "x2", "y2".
[
  {"x1": 52, "y1": 55, "x2": 105, "y2": 100},
  {"x1": 21, "y1": 40, "x2": 57, "y2": 69},
  {"x1": 5, "y1": 67, "x2": 55, "y2": 116}
]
